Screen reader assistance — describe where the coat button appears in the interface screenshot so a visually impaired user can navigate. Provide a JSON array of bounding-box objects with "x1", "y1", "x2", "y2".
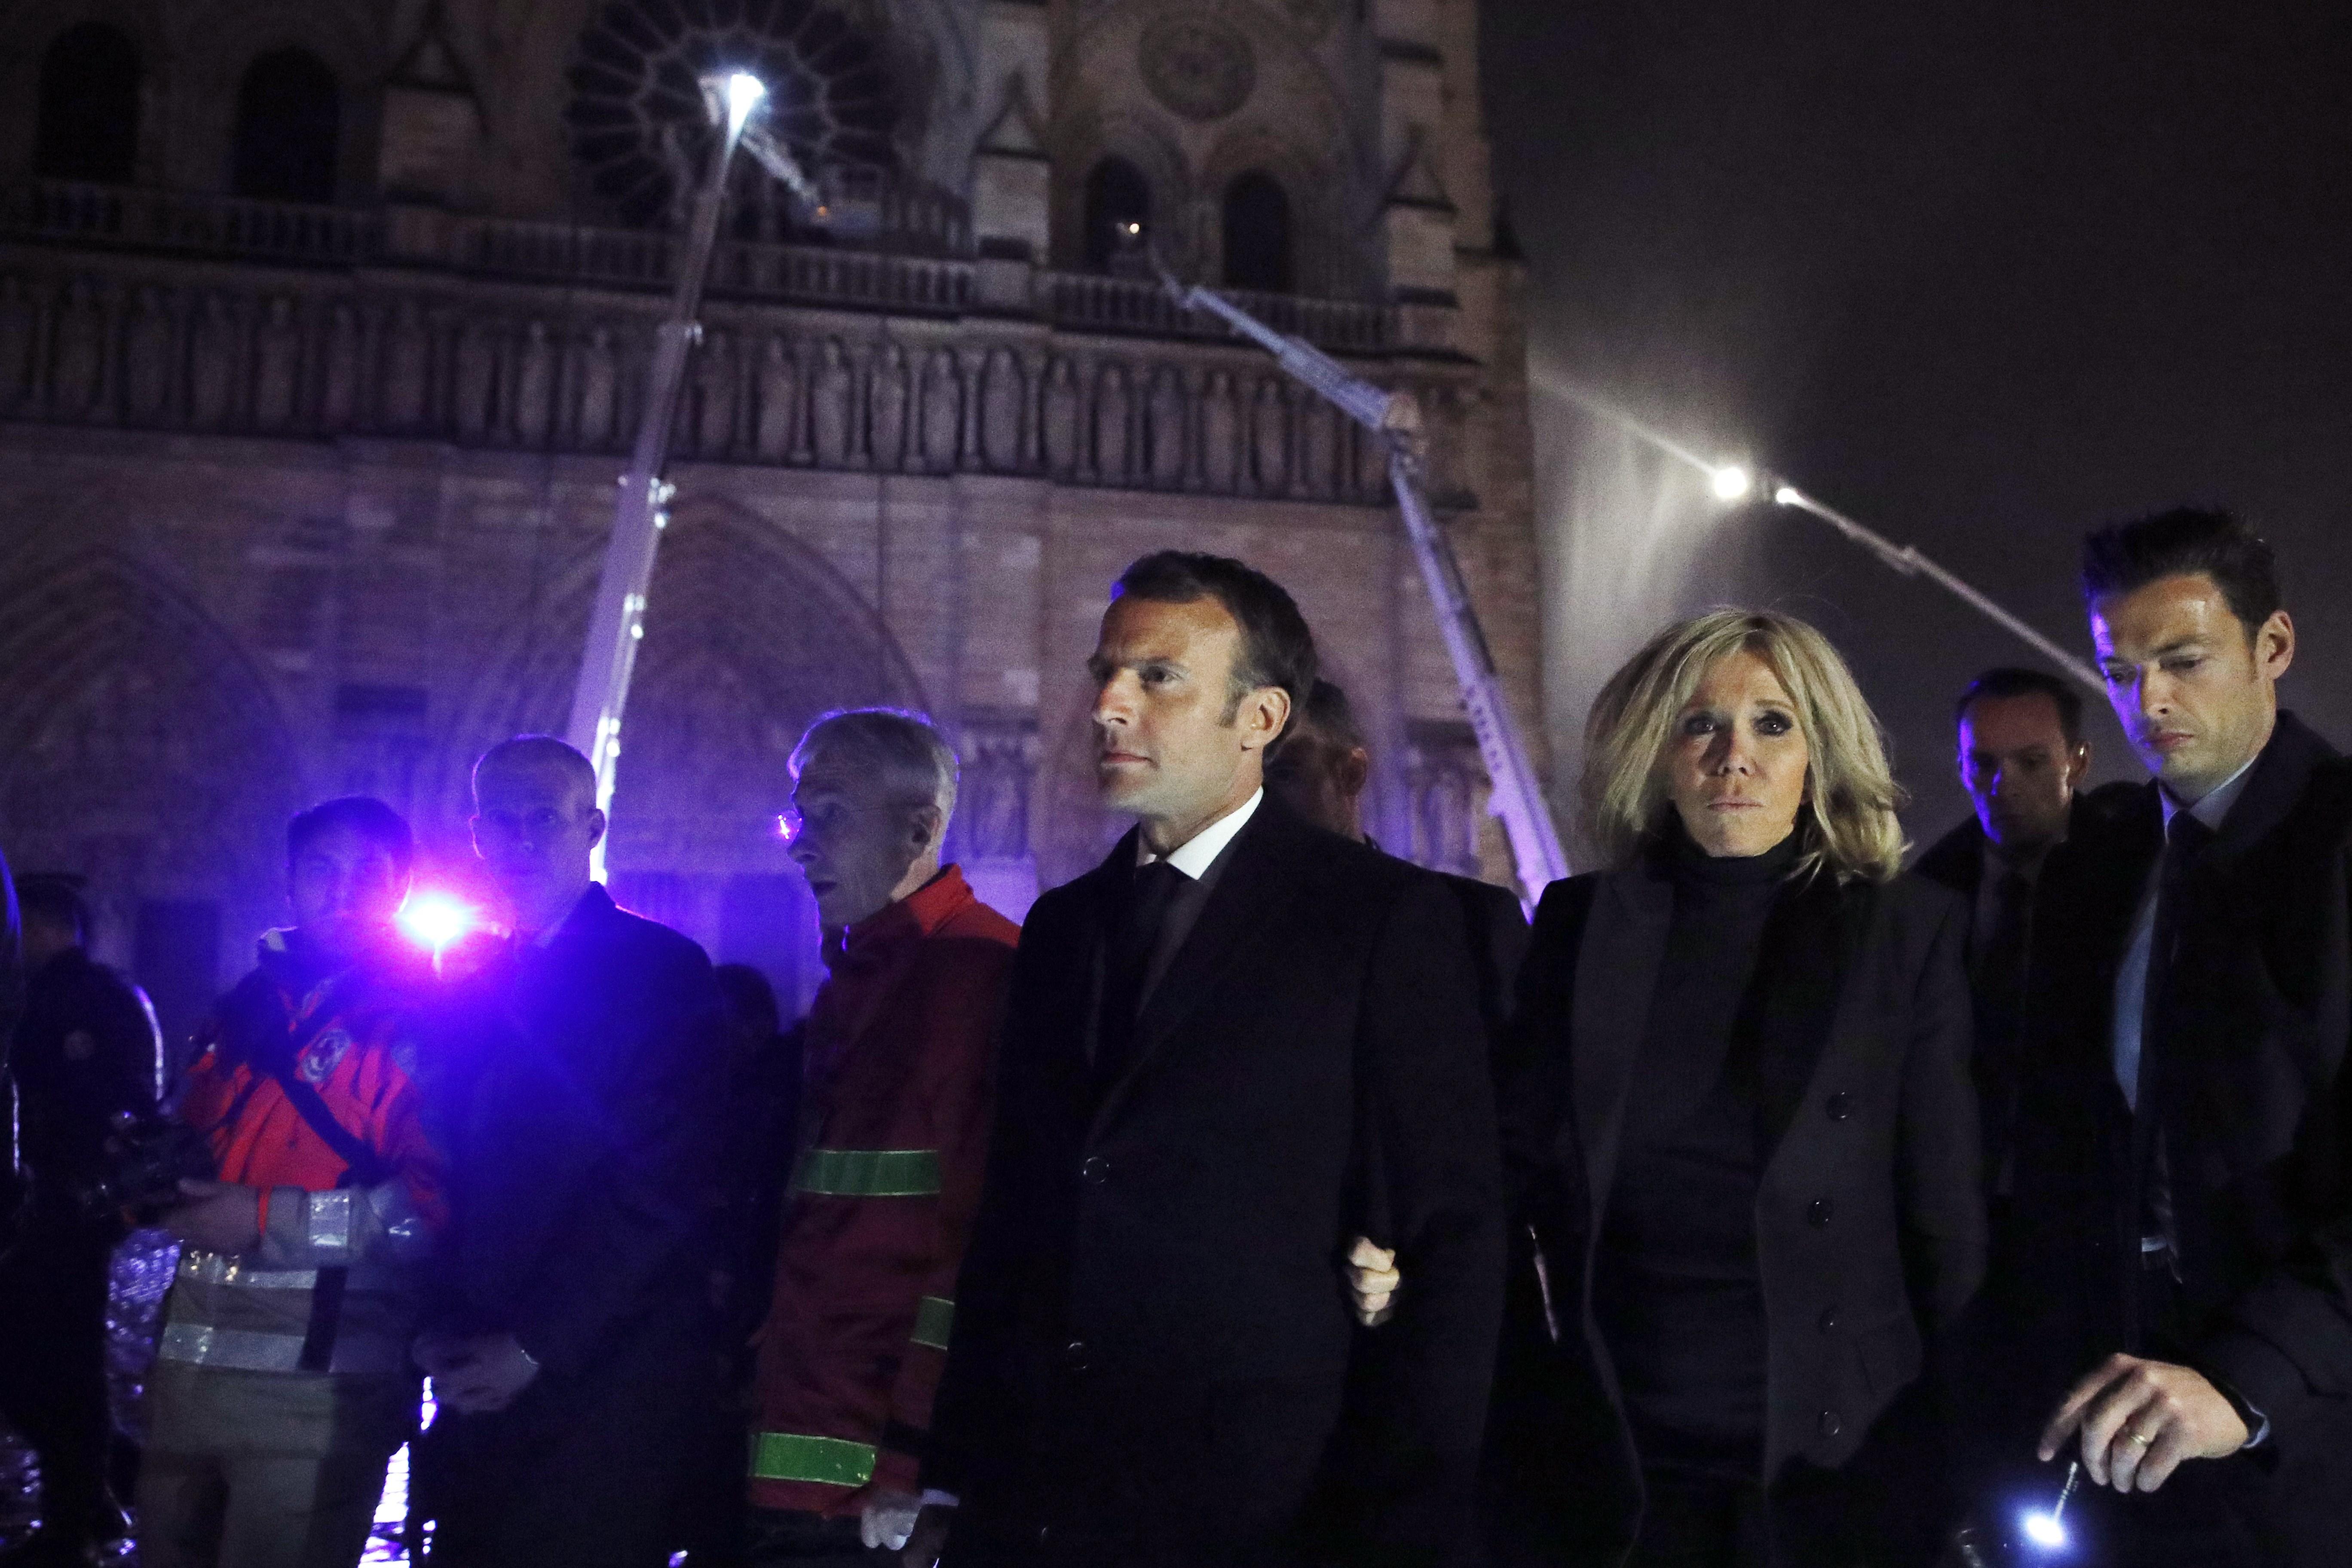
[
  {"x1": 1081, "y1": 1155, "x2": 1109, "y2": 1186},
  {"x1": 1818, "y1": 1305, "x2": 1840, "y2": 1333},
  {"x1": 1063, "y1": 1338, "x2": 1092, "y2": 1373},
  {"x1": 1808, "y1": 1197, "x2": 1835, "y2": 1227},
  {"x1": 1825, "y1": 1091, "x2": 1853, "y2": 1121},
  {"x1": 1819, "y1": 1409, "x2": 1843, "y2": 1438}
]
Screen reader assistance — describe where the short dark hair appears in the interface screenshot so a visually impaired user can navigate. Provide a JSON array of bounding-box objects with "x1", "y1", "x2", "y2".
[
  {"x1": 287, "y1": 796, "x2": 415, "y2": 878},
  {"x1": 1112, "y1": 551, "x2": 1318, "y2": 721},
  {"x1": 1954, "y1": 667, "x2": 2084, "y2": 749},
  {"x1": 15, "y1": 873, "x2": 89, "y2": 941},
  {"x1": 474, "y1": 734, "x2": 598, "y2": 809},
  {"x1": 2080, "y1": 507, "x2": 2282, "y2": 635}
]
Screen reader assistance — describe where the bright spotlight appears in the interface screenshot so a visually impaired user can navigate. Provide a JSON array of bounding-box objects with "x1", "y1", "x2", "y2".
[
  {"x1": 1773, "y1": 484, "x2": 1801, "y2": 506},
  {"x1": 724, "y1": 72, "x2": 767, "y2": 134},
  {"x1": 1710, "y1": 464, "x2": 1753, "y2": 502},
  {"x1": 2021, "y1": 1511, "x2": 2068, "y2": 1552},
  {"x1": 398, "y1": 892, "x2": 475, "y2": 952}
]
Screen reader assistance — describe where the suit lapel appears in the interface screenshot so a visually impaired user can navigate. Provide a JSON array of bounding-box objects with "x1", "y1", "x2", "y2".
[
  {"x1": 1090, "y1": 805, "x2": 1307, "y2": 1130},
  {"x1": 1570, "y1": 861, "x2": 1673, "y2": 1230},
  {"x1": 1755, "y1": 874, "x2": 1865, "y2": 1169}
]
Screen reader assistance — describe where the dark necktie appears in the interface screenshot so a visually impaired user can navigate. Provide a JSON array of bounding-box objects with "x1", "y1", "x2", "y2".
[
  {"x1": 1095, "y1": 860, "x2": 1187, "y2": 1096},
  {"x1": 2138, "y1": 810, "x2": 2213, "y2": 1277}
]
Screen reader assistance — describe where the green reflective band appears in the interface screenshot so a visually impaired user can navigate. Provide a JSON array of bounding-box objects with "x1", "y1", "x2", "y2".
[
  {"x1": 748, "y1": 1430, "x2": 877, "y2": 1488},
  {"x1": 792, "y1": 1148, "x2": 941, "y2": 1198},
  {"x1": 912, "y1": 1295, "x2": 954, "y2": 1351}
]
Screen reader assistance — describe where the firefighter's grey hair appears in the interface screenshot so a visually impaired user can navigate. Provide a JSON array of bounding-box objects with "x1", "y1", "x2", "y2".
[{"x1": 789, "y1": 708, "x2": 960, "y2": 833}]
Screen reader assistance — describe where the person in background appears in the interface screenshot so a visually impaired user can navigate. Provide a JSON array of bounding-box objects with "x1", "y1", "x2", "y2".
[
  {"x1": 416, "y1": 735, "x2": 728, "y2": 1568},
  {"x1": 2002, "y1": 509, "x2": 2352, "y2": 1565},
  {"x1": 1912, "y1": 667, "x2": 2096, "y2": 1200},
  {"x1": 1476, "y1": 609, "x2": 1982, "y2": 1566},
  {"x1": 136, "y1": 798, "x2": 443, "y2": 1568},
  {"x1": 928, "y1": 552, "x2": 1502, "y2": 1568},
  {"x1": 1266, "y1": 677, "x2": 1530, "y2": 1331},
  {"x1": 744, "y1": 709, "x2": 1019, "y2": 1566},
  {"x1": 0, "y1": 875, "x2": 161, "y2": 1566}
]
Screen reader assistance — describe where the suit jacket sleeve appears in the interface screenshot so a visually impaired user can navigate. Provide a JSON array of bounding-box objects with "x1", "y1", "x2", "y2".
[
  {"x1": 1334, "y1": 872, "x2": 1507, "y2": 1560},
  {"x1": 926, "y1": 903, "x2": 1065, "y2": 1498},
  {"x1": 872, "y1": 938, "x2": 1017, "y2": 1494},
  {"x1": 1896, "y1": 886, "x2": 1988, "y2": 1334},
  {"x1": 496, "y1": 940, "x2": 729, "y2": 1376},
  {"x1": 2195, "y1": 864, "x2": 2352, "y2": 1460}
]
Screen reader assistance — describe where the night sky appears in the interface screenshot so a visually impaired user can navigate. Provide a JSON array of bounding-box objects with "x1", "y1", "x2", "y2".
[{"x1": 1481, "y1": 0, "x2": 2352, "y2": 844}]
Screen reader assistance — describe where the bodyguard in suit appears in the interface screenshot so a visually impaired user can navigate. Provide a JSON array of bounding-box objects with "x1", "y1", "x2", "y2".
[
  {"x1": 1487, "y1": 609, "x2": 1983, "y2": 1567},
  {"x1": 926, "y1": 552, "x2": 1504, "y2": 1568},
  {"x1": 1912, "y1": 668, "x2": 2094, "y2": 1196},
  {"x1": 2006, "y1": 509, "x2": 2352, "y2": 1565},
  {"x1": 415, "y1": 735, "x2": 730, "y2": 1567}
]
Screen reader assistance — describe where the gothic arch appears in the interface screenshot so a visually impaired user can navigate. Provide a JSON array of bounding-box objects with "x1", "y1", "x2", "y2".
[
  {"x1": 171, "y1": 0, "x2": 377, "y2": 199},
  {"x1": 429, "y1": 498, "x2": 928, "y2": 871},
  {"x1": 0, "y1": 549, "x2": 306, "y2": 1001}
]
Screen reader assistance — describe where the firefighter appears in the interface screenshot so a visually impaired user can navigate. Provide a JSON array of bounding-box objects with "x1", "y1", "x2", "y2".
[
  {"x1": 136, "y1": 796, "x2": 445, "y2": 1568},
  {"x1": 745, "y1": 709, "x2": 1018, "y2": 1567}
]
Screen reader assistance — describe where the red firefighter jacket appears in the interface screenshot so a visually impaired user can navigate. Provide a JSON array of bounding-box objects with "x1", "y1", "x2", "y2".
[
  {"x1": 749, "y1": 866, "x2": 1018, "y2": 1514},
  {"x1": 165, "y1": 928, "x2": 446, "y2": 1376}
]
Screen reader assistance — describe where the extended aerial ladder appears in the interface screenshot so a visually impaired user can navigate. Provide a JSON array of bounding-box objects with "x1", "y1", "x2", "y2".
[
  {"x1": 1155, "y1": 266, "x2": 1571, "y2": 903},
  {"x1": 564, "y1": 73, "x2": 812, "y2": 877}
]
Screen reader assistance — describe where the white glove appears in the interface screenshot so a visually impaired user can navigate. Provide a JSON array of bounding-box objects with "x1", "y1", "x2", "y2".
[{"x1": 861, "y1": 1488, "x2": 924, "y2": 1552}]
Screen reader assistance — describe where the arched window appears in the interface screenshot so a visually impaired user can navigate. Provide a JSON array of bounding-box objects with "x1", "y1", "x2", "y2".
[
  {"x1": 230, "y1": 48, "x2": 340, "y2": 203},
  {"x1": 35, "y1": 23, "x2": 142, "y2": 184},
  {"x1": 1082, "y1": 156, "x2": 1151, "y2": 273},
  {"x1": 1222, "y1": 171, "x2": 1293, "y2": 294}
]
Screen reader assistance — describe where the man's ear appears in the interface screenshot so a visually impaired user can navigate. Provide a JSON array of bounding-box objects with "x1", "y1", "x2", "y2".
[
  {"x1": 907, "y1": 805, "x2": 943, "y2": 853},
  {"x1": 1336, "y1": 746, "x2": 1371, "y2": 800},
  {"x1": 2259, "y1": 609, "x2": 2295, "y2": 681},
  {"x1": 1241, "y1": 687, "x2": 1292, "y2": 753},
  {"x1": 584, "y1": 808, "x2": 608, "y2": 851}
]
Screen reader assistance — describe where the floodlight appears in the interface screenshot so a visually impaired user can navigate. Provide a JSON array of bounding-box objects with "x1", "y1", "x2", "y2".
[{"x1": 1710, "y1": 463, "x2": 1753, "y2": 502}]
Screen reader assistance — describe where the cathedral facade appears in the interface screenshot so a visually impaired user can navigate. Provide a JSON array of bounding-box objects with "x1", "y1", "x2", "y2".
[{"x1": 0, "y1": 0, "x2": 1540, "y2": 1038}]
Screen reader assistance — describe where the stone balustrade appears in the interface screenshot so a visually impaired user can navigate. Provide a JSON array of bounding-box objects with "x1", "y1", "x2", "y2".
[
  {"x1": 0, "y1": 249, "x2": 1471, "y2": 506},
  {"x1": 0, "y1": 181, "x2": 1396, "y2": 352}
]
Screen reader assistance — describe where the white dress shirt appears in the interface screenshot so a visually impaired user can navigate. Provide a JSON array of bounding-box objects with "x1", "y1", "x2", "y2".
[{"x1": 1137, "y1": 787, "x2": 1263, "y2": 879}]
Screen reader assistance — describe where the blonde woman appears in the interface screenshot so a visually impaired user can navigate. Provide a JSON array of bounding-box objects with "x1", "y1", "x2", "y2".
[{"x1": 1485, "y1": 609, "x2": 1984, "y2": 1568}]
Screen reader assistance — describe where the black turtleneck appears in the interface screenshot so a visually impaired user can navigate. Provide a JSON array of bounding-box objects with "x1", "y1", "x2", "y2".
[{"x1": 1592, "y1": 825, "x2": 1802, "y2": 1480}]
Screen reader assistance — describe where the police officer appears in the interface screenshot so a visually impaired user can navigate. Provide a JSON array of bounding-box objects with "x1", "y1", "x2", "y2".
[{"x1": 0, "y1": 875, "x2": 161, "y2": 1566}]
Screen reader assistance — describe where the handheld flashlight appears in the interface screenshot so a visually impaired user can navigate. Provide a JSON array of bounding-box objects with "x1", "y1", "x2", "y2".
[{"x1": 2020, "y1": 1461, "x2": 2081, "y2": 1553}]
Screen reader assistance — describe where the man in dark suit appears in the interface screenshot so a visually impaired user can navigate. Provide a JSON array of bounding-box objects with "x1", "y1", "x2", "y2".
[
  {"x1": 416, "y1": 735, "x2": 729, "y2": 1568},
  {"x1": 2004, "y1": 509, "x2": 2352, "y2": 1565},
  {"x1": 1913, "y1": 668, "x2": 2094, "y2": 1196},
  {"x1": 925, "y1": 552, "x2": 1504, "y2": 1568}
]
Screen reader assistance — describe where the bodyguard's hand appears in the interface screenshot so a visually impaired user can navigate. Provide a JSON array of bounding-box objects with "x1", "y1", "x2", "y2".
[
  {"x1": 1345, "y1": 1236, "x2": 1400, "y2": 1327},
  {"x1": 422, "y1": 1332, "x2": 543, "y2": 1415},
  {"x1": 2037, "y1": 1352, "x2": 2249, "y2": 1492},
  {"x1": 162, "y1": 1179, "x2": 261, "y2": 1252}
]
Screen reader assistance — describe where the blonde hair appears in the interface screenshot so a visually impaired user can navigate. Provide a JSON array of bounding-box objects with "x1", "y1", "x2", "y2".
[{"x1": 1577, "y1": 608, "x2": 1907, "y2": 882}]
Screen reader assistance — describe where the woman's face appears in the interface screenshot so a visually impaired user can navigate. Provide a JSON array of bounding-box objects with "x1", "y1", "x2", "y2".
[{"x1": 1663, "y1": 649, "x2": 1810, "y2": 858}]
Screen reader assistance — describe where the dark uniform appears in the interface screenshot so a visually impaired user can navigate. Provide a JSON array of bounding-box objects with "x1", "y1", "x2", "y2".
[
  {"x1": 416, "y1": 884, "x2": 729, "y2": 1568},
  {"x1": 0, "y1": 944, "x2": 163, "y2": 1546}
]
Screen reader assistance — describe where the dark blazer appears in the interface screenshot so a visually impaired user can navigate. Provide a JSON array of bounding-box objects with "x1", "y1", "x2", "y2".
[
  {"x1": 1491, "y1": 853, "x2": 1984, "y2": 1562},
  {"x1": 2004, "y1": 711, "x2": 2352, "y2": 1559},
  {"x1": 417, "y1": 885, "x2": 729, "y2": 1564},
  {"x1": 931, "y1": 795, "x2": 1505, "y2": 1568},
  {"x1": 1440, "y1": 871, "x2": 1532, "y2": 1053}
]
